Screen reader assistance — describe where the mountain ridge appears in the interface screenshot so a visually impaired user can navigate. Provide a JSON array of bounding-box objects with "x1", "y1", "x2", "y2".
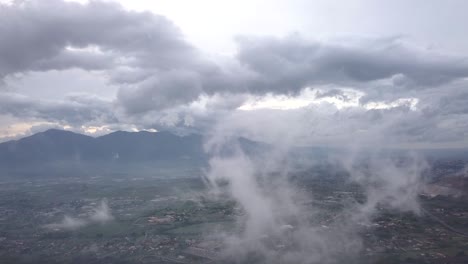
[{"x1": 0, "y1": 129, "x2": 206, "y2": 165}]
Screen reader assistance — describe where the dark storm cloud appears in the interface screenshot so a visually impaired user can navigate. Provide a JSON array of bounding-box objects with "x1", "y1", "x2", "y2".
[
  {"x1": 236, "y1": 35, "x2": 468, "y2": 93},
  {"x1": 31, "y1": 49, "x2": 116, "y2": 72},
  {"x1": 116, "y1": 69, "x2": 204, "y2": 114},
  {"x1": 427, "y1": 86, "x2": 468, "y2": 116},
  {"x1": 115, "y1": 61, "x2": 252, "y2": 114},
  {"x1": 3, "y1": 0, "x2": 468, "y2": 113},
  {"x1": 117, "y1": 34, "x2": 468, "y2": 117},
  {"x1": 116, "y1": 33, "x2": 468, "y2": 114},
  {"x1": 0, "y1": 0, "x2": 218, "y2": 116},
  {"x1": 314, "y1": 89, "x2": 353, "y2": 101},
  {"x1": 0, "y1": 92, "x2": 115, "y2": 125},
  {"x1": 0, "y1": 0, "x2": 196, "y2": 78}
]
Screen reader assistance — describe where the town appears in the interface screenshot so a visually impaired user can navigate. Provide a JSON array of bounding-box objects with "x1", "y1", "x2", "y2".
[{"x1": 0, "y1": 159, "x2": 467, "y2": 263}]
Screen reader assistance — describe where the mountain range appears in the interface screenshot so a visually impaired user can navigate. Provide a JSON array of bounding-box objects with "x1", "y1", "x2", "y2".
[
  {"x1": 2, "y1": 129, "x2": 468, "y2": 177},
  {"x1": 0, "y1": 129, "x2": 206, "y2": 165}
]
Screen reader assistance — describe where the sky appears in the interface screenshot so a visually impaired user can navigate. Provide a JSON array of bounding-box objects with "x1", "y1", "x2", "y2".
[{"x1": 0, "y1": 0, "x2": 468, "y2": 148}]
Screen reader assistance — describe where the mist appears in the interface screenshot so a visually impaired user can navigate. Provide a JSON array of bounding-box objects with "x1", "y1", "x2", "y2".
[
  {"x1": 202, "y1": 116, "x2": 429, "y2": 263},
  {"x1": 45, "y1": 199, "x2": 114, "y2": 231}
]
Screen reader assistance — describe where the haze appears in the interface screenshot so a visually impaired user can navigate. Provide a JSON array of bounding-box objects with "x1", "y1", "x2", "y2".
[{"x1": 1, "y1": 1, "x2": 468, "y2": 264}]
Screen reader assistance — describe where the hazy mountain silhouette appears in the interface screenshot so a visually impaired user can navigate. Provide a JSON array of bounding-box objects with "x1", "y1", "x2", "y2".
[{"x1": 0, "y1": 129, "x2": 206, "y2": 166}]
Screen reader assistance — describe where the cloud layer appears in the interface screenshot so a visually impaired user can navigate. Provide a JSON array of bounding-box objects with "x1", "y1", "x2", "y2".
[{"x1": 1, "y1": 0, "x2": 468, "y2": 147}]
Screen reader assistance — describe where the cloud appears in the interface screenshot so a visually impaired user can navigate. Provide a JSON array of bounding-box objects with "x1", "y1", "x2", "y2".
[
  {"x1": 0, "y1": 0, "x2": 219, "y2": 113},
  {"x1": 45, "y1": 216, "x2": 87, "y2": 231},
  {"x1": 117, "y1": 69, "x2": 204, "y2": 113},
  {"x1": 1, "y1": 0, "x2": 468, "y2": 148},
  {"x1": 0, "y1": 0, "x2": 195, "y2": 77},
  {"x1": 45, "y1": 199, "x2": 114, "y2": 231},
  {"x1": 236, "y1": 35, "x2": 468, "y2": 92},
  {"x1": 90, "y1": 199, "x2": 114, "y2": 223},
  {"x1": 113, "y1": 33, "x2": 468, "y2": 145},
  {"x1": 203, "y1": 128, "x2": 428, "y2": 263},
  {"x1": 0, "y1": 92, "x2": 116, "y2": 126}
]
